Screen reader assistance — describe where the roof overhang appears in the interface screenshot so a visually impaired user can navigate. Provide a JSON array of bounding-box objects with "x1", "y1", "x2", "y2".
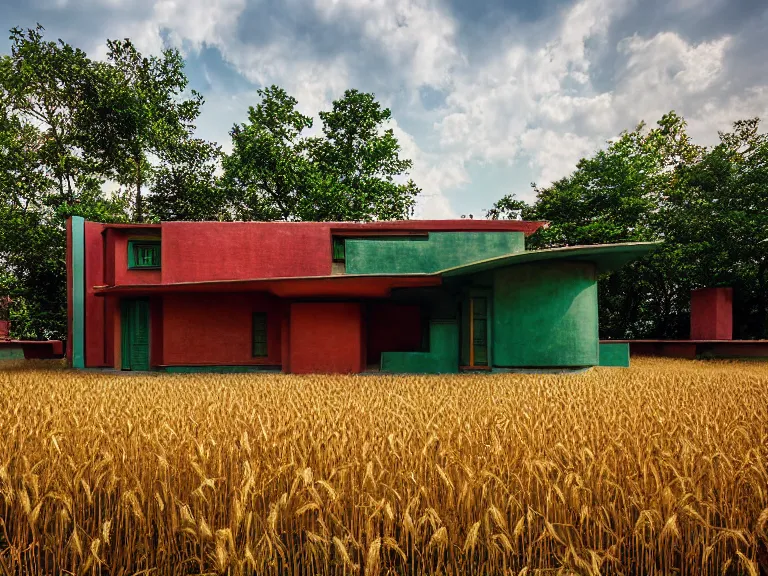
[
  {"x1": 93, "y1": 274, "x2": 442, "y2": 298},
  {"x1": 438, "y1": 242, "x2": 662, "y2": 277}
]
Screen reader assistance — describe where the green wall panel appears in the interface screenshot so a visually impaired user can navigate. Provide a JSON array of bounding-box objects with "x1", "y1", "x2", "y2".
[
  {"x1": 345, "y1": 232, "x2": 524, "y2": 275},
  {"x1": 599, "y1": 343, "x2": 630, "y2": 367},
  {"x1": 71, "y1": 216, "x2": 85, "y2": 369},
  {"x1": 0, "y1": 347, "x2": 25, "y2": 360},
  {"x1": 492, "y1": 262, "x2": 599, "y2": 367},
  {"x1": 381, "y1": 320, "x2": 458, "y2": 374}
]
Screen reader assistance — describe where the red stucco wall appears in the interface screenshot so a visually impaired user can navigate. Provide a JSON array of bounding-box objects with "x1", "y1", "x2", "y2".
[
  {"x1": 289, "y1": 302, "x2": 364, "y2": 374},
  {"x1": 66, "y1": 218, "x2": 73, "y2": 363},
  {"x1": 162, "y1": 293, "x2": 283, "y2": 366},
  {"x1": 366, "y1": 302, "x2": 423, "y2": 365},
  {"x1": 150, "y1": 297, "x2": 163, "y2": 367},
  {"x1": 84, "y1": 221, "x2": 107, "y2": 367},
  {"x1": 112, "y1": 231, "x2": 162, "y2": 286},
  {"x1": 691, "y1": 287, "x2": 732, "y2": 340},
  {"x1": 162, "y1": 222, "x2": 333, "y2": 283}
]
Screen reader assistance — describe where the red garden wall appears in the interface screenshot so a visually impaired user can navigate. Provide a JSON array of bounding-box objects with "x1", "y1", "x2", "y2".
[
  {"x1": 161, "y1": 293, "x2": 283, "y2": 366},
  {"x1": 289, "y1": 302, "x2": 365, "y2": 374}
]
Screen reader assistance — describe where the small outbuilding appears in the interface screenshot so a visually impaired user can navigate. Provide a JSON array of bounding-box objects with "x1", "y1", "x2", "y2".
[{"x1": 66, "y1": 217, "x2": 657, "y2": 373}]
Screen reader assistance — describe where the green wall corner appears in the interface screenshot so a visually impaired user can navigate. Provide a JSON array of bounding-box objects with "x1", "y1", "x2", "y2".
[
  {"x1": 345, "y1": 232, "x2": 525, "y2": 275},
  {"x1": 381, "y1": 320, "x2": 459, "y2": 374},
  {"x1": 72, "y1": 216, "x2": 85, "y2": 369},
  {"x1": 598, "y1": 343, "x2": 630, "y2": 367},
  {"x1": 492, "y1": 261, "x2": 599, "y2": 367}
]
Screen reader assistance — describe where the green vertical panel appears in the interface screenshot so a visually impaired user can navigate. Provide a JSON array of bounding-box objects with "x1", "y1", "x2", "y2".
[
  {"x1": 71, "y1": 216, "x2": 85, "y2": 368},
  {"x1": 345, "y1": 232, "x2": 525, "y2": 274},
  {"x1": 493, "y1": 261, "x2": 599, "y2": 367}
]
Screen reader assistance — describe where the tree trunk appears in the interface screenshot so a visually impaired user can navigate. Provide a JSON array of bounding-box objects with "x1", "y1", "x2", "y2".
[
  {"x1": 135, "y1": 152, "x2": 143, "y2": 223},
  {"x1": 757, "y1": 259, "x2": 767, "y2": 339}
]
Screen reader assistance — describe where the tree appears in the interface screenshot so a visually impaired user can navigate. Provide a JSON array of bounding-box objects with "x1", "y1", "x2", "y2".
[
  {"x1": 222, "y1": 86, "x2": 421, "y2": 222},
  {"x1": 77, "y1": 39, "x2": 204, "y2": 222},
  {"x1": 147, "y1": 138, "x2": 225, "y2": 221},
  {"x1": 308, "y1": 89, "x2": 420, "y2": 221},
  {"x1": 0, "y1": 25, "x2": 131, "y2": 339},
  {"x1": 222, "y1": 86, "x2": 317, "y2": 221}
]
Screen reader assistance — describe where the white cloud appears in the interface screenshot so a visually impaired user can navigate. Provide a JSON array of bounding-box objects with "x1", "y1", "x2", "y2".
[{"x1": 10, "y1": 0, "x2": 767, "y2": 216}]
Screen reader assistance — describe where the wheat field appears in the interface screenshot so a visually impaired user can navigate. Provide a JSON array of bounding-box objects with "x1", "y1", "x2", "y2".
[{"x1": 0, "y1": 359, "x2": 767, "y2": 575}]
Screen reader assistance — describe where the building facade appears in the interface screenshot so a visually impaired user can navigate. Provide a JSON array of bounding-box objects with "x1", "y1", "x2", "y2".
[{"x1": 66, "y1": 217, "x2": 657, "y2": 373}]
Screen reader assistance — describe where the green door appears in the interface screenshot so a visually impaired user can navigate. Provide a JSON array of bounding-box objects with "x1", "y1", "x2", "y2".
[{"x1": 121, "y1": 299, "x2": 150, "y2": 371}]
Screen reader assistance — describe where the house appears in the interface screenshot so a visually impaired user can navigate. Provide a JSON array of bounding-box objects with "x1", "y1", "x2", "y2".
[{"x1": 66, "y1": 217, "x2": 658, "y2": 373}]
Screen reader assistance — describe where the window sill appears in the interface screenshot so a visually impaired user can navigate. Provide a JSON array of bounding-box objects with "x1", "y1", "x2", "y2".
[{"x1": 128, "y1": 266, "x2": 161, "y2": 270}]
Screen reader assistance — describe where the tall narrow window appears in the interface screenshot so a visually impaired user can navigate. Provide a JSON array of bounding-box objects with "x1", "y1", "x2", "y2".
[
  {"x1": 332, "y1": 238, "x2": 346, "y2": 262},
  {"x1": 252, "y1": 312, "x2": 268, "y2": 357}
]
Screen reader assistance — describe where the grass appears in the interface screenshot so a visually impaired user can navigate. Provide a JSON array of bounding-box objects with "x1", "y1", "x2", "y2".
[{"x1": 0, "y1": 358, "x2": 767, "y2": 575}]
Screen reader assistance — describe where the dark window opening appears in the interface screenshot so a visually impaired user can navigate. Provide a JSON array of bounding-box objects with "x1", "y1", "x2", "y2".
[
  {"x1": 252, "y1": 312, "x2": 268, "y2": 357},
  {"x1": 332, "y1": 238, "x2": 346, "y2": 262}
]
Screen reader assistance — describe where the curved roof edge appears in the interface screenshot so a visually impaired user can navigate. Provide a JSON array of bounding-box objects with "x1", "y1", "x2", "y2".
[{"x1": 439, "y1": 241, "x2": 662, "y2": 277}]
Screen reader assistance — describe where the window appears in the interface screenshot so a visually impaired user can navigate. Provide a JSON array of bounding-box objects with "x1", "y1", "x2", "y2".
[
  {"x1": 332, "y1": 238, "x2": 346, "y2": 262},
  {"x1": 252, "y1": 312, "x2": 268, "y2": 357},
  {"x1": 128, "y1": 240, "x2": 161, "y2": 269}
]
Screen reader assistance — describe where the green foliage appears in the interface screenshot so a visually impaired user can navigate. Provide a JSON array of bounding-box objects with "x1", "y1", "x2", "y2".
[
  {"x1": 222, "y1": 86, "x2": 420, "y2": 221},
  {"x1": 488, "y1": 112, "x2": 768, "y2": 339},
  {"x1": 1, "y1": 26, "x2": 422, "y2": 341}
]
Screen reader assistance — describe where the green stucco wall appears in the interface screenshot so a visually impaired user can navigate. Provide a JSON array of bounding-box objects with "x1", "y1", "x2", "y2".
[
  {"x1": 71, "y1": 216, "x2": 85, "y2": 369},
  {"x1": 345, "y1": 232, "x2": 524, "y2": 275},
  {"x1": 598, "y1": 343, "x2": 631, "y2": 367},
  {"x1": 0, "y1": 347, "x2": 24, "y2": 360},
  {"x1": 492, "y1": 262, "x2": 599, "y2": 367},
  {"x1": 381, "y1": 320, "x2": 458, "y2": 373}
]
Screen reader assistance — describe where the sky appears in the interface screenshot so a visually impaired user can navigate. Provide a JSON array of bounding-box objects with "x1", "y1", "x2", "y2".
[{"x1": 1, "y1": 0, "x2": 767, "y2": 218}]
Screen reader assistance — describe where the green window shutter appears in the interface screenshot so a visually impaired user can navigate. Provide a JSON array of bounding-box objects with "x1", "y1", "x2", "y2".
[
  {"x1": 252, "y1": 312, "x2": 268, "y2": 357},
  {"x1": 128, "y1": 241, "x2": 161, "y2": 269},
  {"x1": 332, "y1": 238, "x2": 346, "y2": 262}
]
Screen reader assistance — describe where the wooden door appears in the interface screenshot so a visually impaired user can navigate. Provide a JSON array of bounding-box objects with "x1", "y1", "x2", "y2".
[{"x1": 121, "y1": 299, "x2": 150, "y2": 371}]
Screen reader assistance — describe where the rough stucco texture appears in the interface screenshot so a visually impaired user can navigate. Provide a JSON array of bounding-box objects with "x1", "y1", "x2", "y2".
[
  {"x1": 162, "y1": 293, "x2": 283, "y2": 366},
  {"x1": 162, "y1": 222, "x2": 333, "y2": 283},
  {"x1": 380, "y1": 320, "x2": 458, "y2": 374},
  {"x1": 690, "y1": 287, "x2": 733, "y2": 340},
  {"x1": 345, "y1": 232, "x2": 525, "y2": 275},
  {"x1": 289, "y1": 302, "x2": 365, "y2": 374},
  {"x1": 492, "y1": 262, "x2": 599, "y2": 367}
]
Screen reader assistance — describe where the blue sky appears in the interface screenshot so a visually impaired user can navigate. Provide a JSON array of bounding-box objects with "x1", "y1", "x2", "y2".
[{"x1": 2, "y1": 0, "x2": 767, "y2": 218}]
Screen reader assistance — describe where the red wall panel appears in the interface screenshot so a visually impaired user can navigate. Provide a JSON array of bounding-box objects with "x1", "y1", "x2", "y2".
[
  {"x1": 691, "y1": 287, "x2": 732, "y2": 340},
  {"x1": 112, "y1": 231, "x2": 162, "y2": 286},
  {"x1": 289, "y1": 302, "x2": 364, "y2": 374},
  {"x1": 366, "y1": 302, "x2": 423, "y2": 364},
  {"x1": 84, "y1": 221, "x2": 107, "y2": 367},
  {"x1": 161, "y1": 222, "x2": 333, "y2": 283},
  {"x1": 150, "y1": 297, "x2": 164, "y2": 367},
  {"x1": 162, "y1": 293, "x2": 283, "y2": 366}
]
